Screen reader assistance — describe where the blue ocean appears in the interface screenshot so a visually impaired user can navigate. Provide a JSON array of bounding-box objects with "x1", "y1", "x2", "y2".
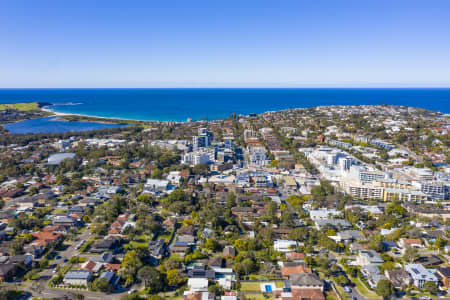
[{"x1": 0, "y1": 88, "x2": 449, "y2": 121}]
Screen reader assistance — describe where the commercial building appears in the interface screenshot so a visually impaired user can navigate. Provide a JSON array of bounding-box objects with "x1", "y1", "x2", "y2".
[
  {"x1": 383, "y1": 188, "x2": 429, "y2": 202},
  {"x1": 420, "y1": 181, "x2": 450, "y2": 200}
]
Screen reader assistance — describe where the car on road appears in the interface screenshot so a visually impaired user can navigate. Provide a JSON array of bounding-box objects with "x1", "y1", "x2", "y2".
[{"x1": 55, "y1": 255, "x2": 61, "y2": 259}]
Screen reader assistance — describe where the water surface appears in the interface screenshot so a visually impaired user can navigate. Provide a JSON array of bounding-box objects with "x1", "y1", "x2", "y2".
[
  {"x1": 4, "y1": 116, "x2": 126, "y2": 134},
  {"x1": 0, "y1": 88, "x2": 449, "y2": 121}
]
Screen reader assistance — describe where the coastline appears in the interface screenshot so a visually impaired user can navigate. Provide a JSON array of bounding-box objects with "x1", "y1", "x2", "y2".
[
  {"x1": 41, "y1": 106, "x2": 146, "y2": 124},
  {"x1": 42, "y1": 103, "x2": 446, "y2": 124},
  {"x1": 2, "y1": 89, "x2": 449, "y2": 121}
]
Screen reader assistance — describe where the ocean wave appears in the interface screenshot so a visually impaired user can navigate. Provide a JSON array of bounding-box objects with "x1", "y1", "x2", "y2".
[{"x1": 51, "y1": 102, "x2": 83, "y2": 106}]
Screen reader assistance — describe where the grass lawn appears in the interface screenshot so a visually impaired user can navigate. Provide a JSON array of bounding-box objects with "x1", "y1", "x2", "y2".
[
  {"x1": 0, "y1": 102, "x2": 40, "y2": 111},
  {"x1": 126, "y1": 241, "x2": 149, "y2": 249},
  {"x1": 157, "y1": 291, "x2": 181, "y2": 299},
  {"x1": 247, "y1": 274, "x2": 283, "y2": 280},
  {"x1": 240, "y1": 282, "x2": 262, "y2": 292},
  {"x1": 136, "y1": 234, "x2": 153, "y2": 241},
  {"x1": 243, "y1": 294, "x2": 273, "y2": 300},
  {"x1": 353, "y1": 277, "x2": 381, "y2": 299},
  {"x1": 334, "y1": 282, "x2": 352, "y2": 300},
  {"x1": 79, "y1": 240, "x2": 94, "y2": 253},
  {"x1": 157, "y1": 230, "x2": 173, "y2": 242},
  {"x1": 325, "y1": 291, "x2": 339, "y2": 300}
]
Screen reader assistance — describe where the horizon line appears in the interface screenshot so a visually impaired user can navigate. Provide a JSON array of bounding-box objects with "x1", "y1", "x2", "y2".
[{"x1": 1, "y1": 86, "x2": 450, "y2": 89}]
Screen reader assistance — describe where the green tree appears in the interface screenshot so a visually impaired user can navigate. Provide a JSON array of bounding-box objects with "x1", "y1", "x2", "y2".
[
  {"x1": 192, "y1": 163, "x2": 210, "y2": 175},
  {"x1": 403, "y1": 247, "x2": 418, "y2": 263},
  {"x1": 166, "y1": 269, "x2": 187, "y2": 286},
  {"x1": 226, "y1": 191, "x2": 236, "y2": 209},
  {"x1": 266, "y1": 201, "x2": 278, "y2": 223},
  {"x1": 386, "y1": 202, "x2": 406, "y2": 217},
  {"x1": 91, "y1": 277, "x2": 112, "y2": 293},
  {"x1": 137, "y1": 266, "x2": 164, "y2": 293},
  {"x1": 74, "y1": 294, "x2": 85, "y2": 300},
  {"x1": 119, "y1": 250, "x2": 143, "y2": 285},
  {"x1": 335, "y1": 275, "x2": 348, "y2": 285},
  {"x1": 204, "y1": 238, "x2": 218, "y2": 251},
  {"x1": 424, "y1": 281, "x2": 437, "y2": 294},
  {"x1": 137, "y1": 194, "x2": 153, "y2": 205},
  {"x1": 375, "y1": 279, "x2": 394, "y2": 299},
  {"x1": 151, "y1": 168, "x2": 163, "y2": 179},
  {"x1": 369, "y1": 234, "x2": 385, "y2": 252},
  {"x1": 208, "y1": 282, "x2": 224, "y2": 296}
]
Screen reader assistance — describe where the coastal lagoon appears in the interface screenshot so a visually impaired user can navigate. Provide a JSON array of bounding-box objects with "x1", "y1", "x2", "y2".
[
  {"x1": 3, "y1": 116, "x2": 127, "y2": 134},
  {"x1": 0, "y1": 88, "x2": 449, "y2": 121}
]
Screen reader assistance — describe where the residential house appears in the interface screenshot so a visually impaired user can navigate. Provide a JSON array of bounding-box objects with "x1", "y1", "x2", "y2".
[
  {"x1": 186, "y1": 278, "x2": 209, "y2": 292},
  {"x1": 405, "y1": 264, "x2": 438, "y2": 289},
  {"x1": 63, "y1": 270, "x2": 92, "y2": 286},
  {"x1": 9, "y1": 255, "x2": 33, "y2": 268},
  {"x1": 399, "y1": 238, "x2": 423, "y2": 250},
  {"x1": 223, "y1": 245, "x2": 236, "y2": 258},
  {"x1": 81, "y1": 260, "x2": 103, "y2": 274},
  {"x1": 314, "y1": 219, "x2": 351, "y2": 230},
  {"x1": 53, "y1": 215, "x2": 78, "y2": 227},
  {"x1": 309, "y1": 209, "x2": 341, "y2": 220},
  {"x1": 187, "y1": 265, "x2": 215, "y2": 279},
  {"x1": 286, "y1": 252, "x2": 306, "y2": 261},
  {"x1": 356, "y1": 250, "x2": 384, "y2": 266},
  {"x1": 0, "y1": 264, "x2": 17, "y2": 282},
  {"x1": 162, "y1": 218, "x2": 176, "y2": 230},
  {"x1": 91, "y1": 237, "x2": 121, "y2": 253},
  {"x1": 148, "y1": 239, "x2": 166, "y2": 260},
  {"x1": 384, "y1": 269, "x2": 411, "y2": 289},
  {"x1": 100, "y1": 271, "x2": 120, "y2": 288},
  {"x1": 436, "y1": 267, "x2": 450, "y2": 288},
  {"x1": 31, "y1": 231, "x2": 63, "y2": 248},
  {"x1": 289, "y1": 273, "x2": 324, "y2": 291},
  {"x1": 170, "y1": 241, "x2": 191, "y2": 255},
  {"x1": 281, "y1": 264, "x2": 312, "y2": 279},
  {"x1": 415, "y1": 255, "x2": 443, "y2": 267},
  {"x1": 274, "y1": 240, "x2": 298, "y2": 252},
  {"x1": 361, "y1": 264, "x2": 387, "y2": 289},
  {"x1": 330, "y1": 230, "x2": 363, "y2": 244}
]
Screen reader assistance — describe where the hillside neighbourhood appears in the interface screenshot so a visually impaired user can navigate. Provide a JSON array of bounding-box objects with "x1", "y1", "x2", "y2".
[{"x1": 0, "y1": 104, "x2": 449, "y2": 300}]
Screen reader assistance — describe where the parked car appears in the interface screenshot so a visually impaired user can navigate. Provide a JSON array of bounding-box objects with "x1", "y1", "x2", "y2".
[{"x1": 344, "y1": 287, "x2": 352, "y2": 293}]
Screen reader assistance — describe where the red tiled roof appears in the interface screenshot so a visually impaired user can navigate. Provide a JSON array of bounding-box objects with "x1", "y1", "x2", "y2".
[
  {"x1": 281, "y1": 265, "x2": 312, "y2": 277},
  {"x1": 82, "y1": 260, "x2": 97, "y2": 271},
  {"x1": 286, "y1": 252, "x2": 306, "y2": 260},
  {"x1": 32, "y1": 231, "x2": 63, "y2": 242}
]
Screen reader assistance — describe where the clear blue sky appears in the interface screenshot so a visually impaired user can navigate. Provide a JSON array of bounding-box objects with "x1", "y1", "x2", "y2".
[{"x1": 1, "y1": 0, "x2": 450, "y2": 87}]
